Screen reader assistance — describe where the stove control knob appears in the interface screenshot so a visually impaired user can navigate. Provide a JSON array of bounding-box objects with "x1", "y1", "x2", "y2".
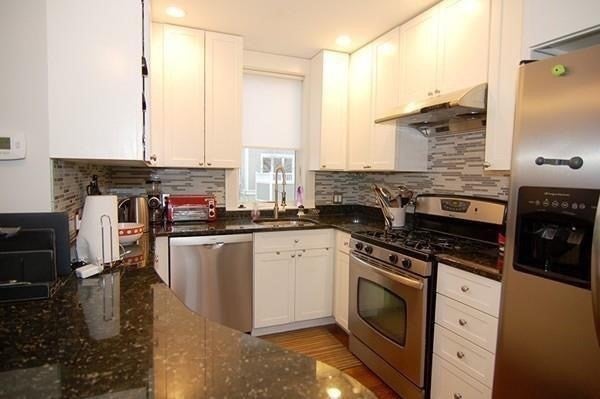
[
  {"x1": 365, "y1": 246, "x2": 373, "y2": 255},
  {"x1": 401, "y1": 258, "x2": 412, "y2": 269},
  {"x1": 388, "y1": 254, "x2": 398, "y2": 264},
  {"x1": 355, "y1": 242, "x2": 364, "y2": 251}
]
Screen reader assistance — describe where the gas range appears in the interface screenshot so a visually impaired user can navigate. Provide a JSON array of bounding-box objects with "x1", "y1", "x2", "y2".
[
  {"x1": 347, "y1": 194, "x2": 507, "y2": 399},
  {"x1": 351, "y1": 227, "x2": 501, "y2": 273}
]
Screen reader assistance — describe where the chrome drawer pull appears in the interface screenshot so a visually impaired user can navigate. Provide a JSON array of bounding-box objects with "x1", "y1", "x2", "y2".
[
  {"x1": 454, "y1": 394, "x2": 463, "y2": 399},
  {"x1": 458, "y1": 318, "x2": 468, "y2": 326},
  {"x1": 460, "y1": 285, "x2": 470, "y2": 293},
  {"x1": 456, "y1": 351, "x2": 465, "y2": 359}
]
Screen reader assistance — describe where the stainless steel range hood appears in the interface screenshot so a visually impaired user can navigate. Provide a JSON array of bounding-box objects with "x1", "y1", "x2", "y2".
[{"x1": 375, "y1": 83, "x2": 487, "y2": 127}]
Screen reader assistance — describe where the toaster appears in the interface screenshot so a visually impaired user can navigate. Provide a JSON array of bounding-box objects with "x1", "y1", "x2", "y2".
[{"x1": 167, "y1": 195, "x2": 217, "y2": 223}]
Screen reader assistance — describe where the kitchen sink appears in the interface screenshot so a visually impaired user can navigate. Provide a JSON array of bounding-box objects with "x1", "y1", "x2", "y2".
[{"x1": 253, "y1": 219, "x2": 317, "y2": 228}]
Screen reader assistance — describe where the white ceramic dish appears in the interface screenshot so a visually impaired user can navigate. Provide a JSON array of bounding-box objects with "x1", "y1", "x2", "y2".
[{"x1": 118, "y1": 222, "x2": 144, "y2": 245}]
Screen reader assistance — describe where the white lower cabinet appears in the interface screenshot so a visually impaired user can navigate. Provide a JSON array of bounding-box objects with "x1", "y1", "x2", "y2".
[
  {"x1": 253, "y1": 251, "x2": 296, "y2": 328},
  {"x1": 295, "y1": 248, "x2": 334, "y2": 321},
  {"x1": 334, "y1": 231, "x2": 351, "y2": 331},
  {"x1": 431, "y1": 263, "x2": 501, "y2": 397},
  {"x1": 253, "y1": 230, "x2": 334, "y2": 331}
]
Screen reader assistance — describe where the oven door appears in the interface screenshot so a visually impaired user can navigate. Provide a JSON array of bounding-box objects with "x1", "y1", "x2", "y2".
[{"x1": 349, "y1": 251, "x2": 428, "y2": 387}]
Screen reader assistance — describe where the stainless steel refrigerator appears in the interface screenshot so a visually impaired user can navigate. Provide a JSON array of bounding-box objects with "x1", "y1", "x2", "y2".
[{"x1": 494, "y1": 44, "x2": 600, "y2": 398}]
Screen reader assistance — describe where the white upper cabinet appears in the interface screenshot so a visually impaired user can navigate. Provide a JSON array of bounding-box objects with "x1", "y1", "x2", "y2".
[
  {"x1": 204, "y1": 32, "x2": 243, "y2": 168},
  {"x1": 347, "y1": 44, "x2": 374, "y2": 171},
  {"x1": 437, "y1": 0, "x2": 491, "y2": 94},
  {"x1": 309, "y1": 50, "x2": 349, "y2": 171},
  {"x1": 522, "y1": 0, "x2": 600, "y2": 53},
  {"x1": 398, "y1": 0, "x2": 490, "y2": 104},
  {"x1": 484, "y1": 0, "x2": 523, "y2": 171},
  {"x1": 398, "y1": 8, "x2": 439, "y2": 105},
  {"x1": 348, "y1": 28, "x2": 428, "y2": 172},
  {"x1": 47, "y1": 0, "x2": 147, "y2": 161},
  {"x1": 150, "y1": 24, "x2": 243, "y2": 168},
  {"x1": 371, "y1": 28, "x2": 403, "y2": 171},
  {"x1": 153, "y1": 24, "x2": 205, "y2": 167}
]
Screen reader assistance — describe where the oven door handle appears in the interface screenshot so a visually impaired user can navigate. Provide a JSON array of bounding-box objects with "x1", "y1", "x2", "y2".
[
  {"x1": 592, "y1": 196, "x2": 600, "y2": 345},
  {"x1": 352, "y1": 253, "x2": 424, "y2": 290}
]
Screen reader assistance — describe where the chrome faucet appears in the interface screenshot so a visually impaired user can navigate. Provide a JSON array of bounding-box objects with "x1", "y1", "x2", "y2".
[{"x1": 274, "y1": 165, "x2": 287, "y2": 219}]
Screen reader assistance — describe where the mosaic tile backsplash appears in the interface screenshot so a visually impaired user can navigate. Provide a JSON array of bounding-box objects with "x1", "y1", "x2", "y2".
[
  {"x1": 315, "y1": 128, "x2": 510, "y2": 206},
  {"x1": 52, "y1": 127, "x2": 509, "y2": 237}
]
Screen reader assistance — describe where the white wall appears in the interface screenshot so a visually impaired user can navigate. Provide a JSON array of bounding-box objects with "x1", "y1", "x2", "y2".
[{"x1": 0, "y1": 0, "x2": 52, "y2": 212}]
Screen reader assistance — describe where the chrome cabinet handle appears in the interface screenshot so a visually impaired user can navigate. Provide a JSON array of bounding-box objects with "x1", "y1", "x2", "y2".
[
  {"x1": 207, "y1": 162, "x2": 212, "y2": 166},
  {"x1": 592, "y1": 194, "x2": 600, "y2": 345},
  {"x1": 297, "y1": 254, "x2": 302, "y2": 257},
  {"x1": 276, "y1": 251, "x2": 280, "y2": 255},
  {"x1": 456, "y1": 351, "x2": 465, "y2": 359},
  {"x1": 458, "y1": 318, "x2": 468, "y2": 326},
  {"x1": 483, "y1": 161, "x2": 491, "y2": 168},
  {"x1": 454, "y1": 394, "x2": 463, "y2": 399},
  {"x1": 294, "y1": 239, "x2": 299, "y2": 244},
  {"x1": 199, "y1": 162, "x2": 204, "y2": 166},
  {"x1": 291, "y1": 254, "x2": 296, "y2": 258},
  {"x1": 461, "y1": 285, "x2": 470, "y2": 293},
  {"x1": 428, "y1": 92, "x2": 433, "y2": 96},
  {"x1": 322, "y1": 165, "x2": 326, "y2": 168},
  {"x1": 363, "y1": 165, "x2": 372, "y2": 169},
  {"x1": 434, "y1": 89, "x2": 440, "y2": 94},
  {"x1": 150, "y1": 154, "x2": 157, "y2": 161}
]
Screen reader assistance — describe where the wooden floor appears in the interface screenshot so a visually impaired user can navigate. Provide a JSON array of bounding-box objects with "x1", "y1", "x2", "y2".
[{"x1": 264, "y1": 324, "x2": 400, "y2": 399}]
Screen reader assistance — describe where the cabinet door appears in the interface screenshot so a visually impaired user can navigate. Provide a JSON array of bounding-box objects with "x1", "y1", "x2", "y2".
[
  {"x1": 294, "y1": 248, "x2": 334, "y2": 321},
  {"x1": 437, "y1": 0, "x2": 491, "y2": 95},
  {"x1": 162, "y1": 25, "x2": 205, "y2": 167},
  {"x1": 205, "y1": 32, "x2": 243, "y2": 168},
  {"x1": 319, "y1": 51, "x2": 349, "y2": 171},
  {"x1": 522, "y1": 0, "x2": 600, "y2": 52},
  {"x1": 347, "y1": 44, "x2": 374, "y2": 171},
  {"x1": 254, "y1": 251, "x2": 296, "y2": 328},
  {"x1": 398, "y1": 7, "x2": 439, "y2": 105},
  {"x1": 149, "y1": 23, "x2": 165, "y2": 166},
  {"x1": 484, "y1": 0, "x2": 522, "y2": 171},
  {"x1": 334, "y1": 250, "x2": 350, "y2": 331},
  {"x1": 371, "y1": 28, "x2": 401, "y2": 171},
  {"x1": 47, "y1": 0, "x2": 144, "y2": 160}
]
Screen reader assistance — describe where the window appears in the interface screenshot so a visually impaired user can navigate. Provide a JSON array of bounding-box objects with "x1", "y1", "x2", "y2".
[{"x1": 238, "y1": 72, "x2": 303, "y2": 206}]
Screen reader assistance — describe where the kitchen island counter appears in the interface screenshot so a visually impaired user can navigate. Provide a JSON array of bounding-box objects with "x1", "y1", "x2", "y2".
[{"x1": 0, "y1": 266, "x2": 376, "y2": 398}]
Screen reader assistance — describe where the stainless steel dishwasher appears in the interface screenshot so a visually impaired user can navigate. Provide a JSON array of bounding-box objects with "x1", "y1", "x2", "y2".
[{"x1": 169, "y1": 234, "x2": 253, "y2": 332}]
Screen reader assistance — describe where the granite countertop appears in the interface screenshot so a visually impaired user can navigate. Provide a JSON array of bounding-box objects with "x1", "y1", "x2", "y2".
[
  {"x1": 0, "y1": 266, "x2": 377, "y2": 399},
  {"x1": 153, "y1": 208, "x2": 503, "y2": 281}
]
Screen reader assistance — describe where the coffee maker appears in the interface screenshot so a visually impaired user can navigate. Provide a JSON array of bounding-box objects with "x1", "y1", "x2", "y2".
[{"x1": 146, "y1": 178, "x2": 165, "y2": 225}]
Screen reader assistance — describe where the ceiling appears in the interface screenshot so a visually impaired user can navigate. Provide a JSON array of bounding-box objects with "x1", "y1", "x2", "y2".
[{"x1": 151, "y1": 0, "x2": 440, "y2": 58}]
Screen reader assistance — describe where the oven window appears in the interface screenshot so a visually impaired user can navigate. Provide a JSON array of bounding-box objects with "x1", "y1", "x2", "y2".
[{"x1": 357, "y1": 278, "x2": 407, "y2": 346}]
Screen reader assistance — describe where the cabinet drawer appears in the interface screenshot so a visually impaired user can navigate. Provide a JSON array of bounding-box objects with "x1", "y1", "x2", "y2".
[
  {"x1": 296, "y1": 229, "x2": 333, "y2": 250},
  {"x1": 335, "y1": 230, "x2": 351, "y2": 255},
  {"x1": 436, "y1": 294, "x2": 498, "y2": 353},
  {"x1": 254, "y1": 229, "x2": 333, "y2": 253},
  {"x1": 431, "y1": 354, "x2": 492, "y2": 399},
  {"x1": 434, "y1": 326, "x2": 495, "y2": 387},
  {"x1": 437, "y1": 264, "x2": 501, "y2": 317},
  {"x1": 254, "y1": 231, "x2": 296, "y2": 252}
]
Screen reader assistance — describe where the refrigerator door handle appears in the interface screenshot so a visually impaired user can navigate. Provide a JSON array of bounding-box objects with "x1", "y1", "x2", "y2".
[{"x1": 592, "y1": 196, "x2": 600, "y2": 345}]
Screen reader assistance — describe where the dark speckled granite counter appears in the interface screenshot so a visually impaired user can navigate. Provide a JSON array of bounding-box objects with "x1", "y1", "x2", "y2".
[
  {"x1": 0, "y1": 266, "x2": 376, "y2": 398},
  {"x1": 153, "y1": 206, "x2": 503, "y2": 281}
]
